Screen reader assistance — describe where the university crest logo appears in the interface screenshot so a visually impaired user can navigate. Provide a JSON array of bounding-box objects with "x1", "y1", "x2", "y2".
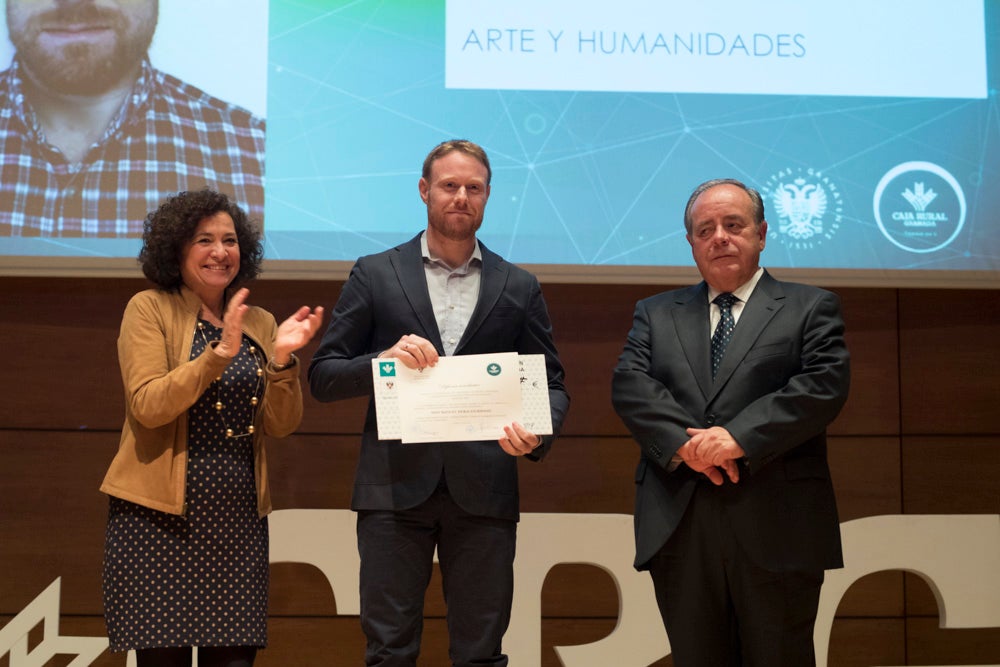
[{"x1": 761, "y1": 168, "x2": 843, "y2": 250}]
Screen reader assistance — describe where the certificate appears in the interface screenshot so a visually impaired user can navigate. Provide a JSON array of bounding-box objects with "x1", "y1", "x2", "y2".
[{"x1": 371, "y1": 352, "x2": 552, "y2": 443}]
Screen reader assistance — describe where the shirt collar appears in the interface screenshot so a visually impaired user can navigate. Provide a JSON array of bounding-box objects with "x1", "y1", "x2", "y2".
[
  {"x1": 6, "y1": 56, "x2": 155, "y2": 144},
  {"x1": 103, "y1": 57, "x2": 155, "y2": 138},
  {"x1": 419, "y1": 230, "x2": 482, "y2": 271},
  {"x1": 5, "y1": 59, "x2": 30, "y2": 131},
  {"x1": 708, "y1": 266, "x2": 764, "y2": 304}
]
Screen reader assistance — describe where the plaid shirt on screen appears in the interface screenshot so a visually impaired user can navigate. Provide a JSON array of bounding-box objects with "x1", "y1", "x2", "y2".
[{"x1": 0, "y1": 58, "x2": 265, "y2": 237}]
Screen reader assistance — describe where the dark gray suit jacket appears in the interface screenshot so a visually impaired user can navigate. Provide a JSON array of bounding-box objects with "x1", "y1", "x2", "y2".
[
  {"x1": 309, "y1": 233, "x2": 570, "y2": 522},
  {"x1": 612, "y1": 270, "x2": 850, "y2": 571}
]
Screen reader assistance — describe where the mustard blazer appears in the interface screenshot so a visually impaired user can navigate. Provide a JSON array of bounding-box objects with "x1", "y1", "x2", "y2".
[{"x1": 100, "y1": 286, "x2": 303, "y2": 517}]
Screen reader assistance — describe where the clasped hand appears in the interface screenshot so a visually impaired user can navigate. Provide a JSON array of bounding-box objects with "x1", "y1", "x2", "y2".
[
  {"x1": 214, "y1": 288, "x2": 324, "y2": 363},
  {"x1": 677, "y1": 426, "x2": 745, "y2": 485}
]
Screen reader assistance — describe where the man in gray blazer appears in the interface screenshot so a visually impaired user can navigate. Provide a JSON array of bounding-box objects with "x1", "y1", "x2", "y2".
[
  {"x1": 612, "y1": 178, "x2": 850, "y2": 666},
  {"x1": 309, "y1": 139, "x2": 569, "y2": 666}
]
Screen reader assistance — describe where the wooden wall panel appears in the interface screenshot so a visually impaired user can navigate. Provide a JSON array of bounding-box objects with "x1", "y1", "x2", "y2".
[
  {"x1": 0, "y1": 615, "x2": 925, "y2": 667},
  {"x1": 901, "y1": 435, "x2": 1000, "y2": 515},
  {"x1": 826, "y1": 618, "x2": 906, "y2": 667},
  {"x1": 0, "y1": 277, "x2": 134, "y2": 431},
  {"x1": 898, "y1": 289, "x2": 1000, "y2": 434},
  {"x1": 517, "y1": 436, "x2": 634, "y2": 514},
  {"x1": 267, "y1": 434, "x2": 358, "y2": 511},
  {"x1": 905, "y1": 617, "x2": 1000, "y2": 665},
  {"x1": 541, "y1": 283, "x2": 655, "y2": 437},
  {"x1": 901, "y1": 435, "x2": 1000, "y2": 618},
  {"x1": 0, "y1": 276, "x2": 370, "y2": 434},
  {"x1": 0, "y1": 615, "x2": 114, "y2": 666},
  {"x1": 828, "y1": 436, "x2": 905, "y2": 618},
  {"x1": 832, "y1": 288, "x2": 900, "y2": 436},
  {"x1": 0, "y1": 430, "x2": 112, "y2": 617},
  {"x1": 900, "y1": 575, "x2": 1000, "y2": 659},
  {"x1": 834, "y1": 572, "x2": 905, "y2": 619},
  {"x1": 0, "y1": 278, "x2": 902, "y2": 436},
  {"x1": 0, "y1": 432, "x2": 911, "y2": 618},
  {"x1": 829, "y1": 436, "x2": 902, "y2": 521},
  {"x1": 538, "y1": 283, "x2": 902, "y2": 439},
  {"x1": 2, "y1": 276, "x2": 999, "y2": 666}
]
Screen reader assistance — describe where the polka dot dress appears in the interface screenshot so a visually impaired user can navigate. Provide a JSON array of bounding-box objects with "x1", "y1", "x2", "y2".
[{"x1": 102, "y1": 321, "x2": 269, "y2": 652}]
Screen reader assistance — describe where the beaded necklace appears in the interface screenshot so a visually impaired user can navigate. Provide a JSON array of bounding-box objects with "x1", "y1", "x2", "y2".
[{"x1": 196, "y1": 320, "x2": 265, "y2": 439}]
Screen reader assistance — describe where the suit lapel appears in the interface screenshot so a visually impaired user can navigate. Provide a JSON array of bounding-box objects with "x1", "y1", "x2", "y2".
[
  {"x1": 709, "y1": 271, "x2": 784, "y2": 399},
  {"x1": 389, "y1": 234, "x2": 444, "y2": 351},
  {"x1": 673, "y1": 282, "x2": 714, "y2": 400},
  {"x1": 456, "y1": 241, "x2": 507, "y2": 353}
]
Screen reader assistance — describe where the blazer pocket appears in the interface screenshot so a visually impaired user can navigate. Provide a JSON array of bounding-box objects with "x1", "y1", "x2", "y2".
[
  {"x1": 635, "y1": 457, "x2": 647, "y2": 484},
  {"x1": 745, "y1": 340, "x2": 792, "y2": 361},
  {"x1": 491, "y1": 306, "x2": 520, "y2": 320}
]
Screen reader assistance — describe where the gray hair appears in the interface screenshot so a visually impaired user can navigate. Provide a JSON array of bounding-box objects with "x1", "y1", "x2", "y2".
[{"x1": 683, "y1": 178, "x2": 765, "y2": 233}]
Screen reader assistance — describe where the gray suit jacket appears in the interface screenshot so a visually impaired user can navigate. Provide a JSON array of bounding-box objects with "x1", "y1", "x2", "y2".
[
  {"x1": 309, "y1": 233, "x2": 570, "y2": 521},
  {"x1": 612, "y1": 270, "x2": 850, "y2": 571}
]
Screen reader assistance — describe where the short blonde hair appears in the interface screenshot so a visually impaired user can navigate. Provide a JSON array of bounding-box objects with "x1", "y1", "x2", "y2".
[{"x1": 421, "y1": 139, "x2": 492, "y2": 185}]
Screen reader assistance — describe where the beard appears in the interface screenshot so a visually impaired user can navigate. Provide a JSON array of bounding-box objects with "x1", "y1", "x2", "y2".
[
  {"x1": 10, "y1": 3, "x2": 157, "y2": 96},
  {"x1": 428, "y1": 212, "x2": 483, "y2": 243}
]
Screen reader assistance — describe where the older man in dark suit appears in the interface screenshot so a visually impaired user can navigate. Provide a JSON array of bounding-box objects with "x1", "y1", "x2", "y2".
[
  {"x1": 612, "y1": 178, "x2": 850, "y2": 666},
  {"x1": 309, "y1": 139, "x2": 569, "y2": 667}
]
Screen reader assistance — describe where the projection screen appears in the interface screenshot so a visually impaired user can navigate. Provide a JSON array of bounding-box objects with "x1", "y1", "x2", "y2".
[{"x1": 1, "y1": 0, "x2": 997, "y2": 287}]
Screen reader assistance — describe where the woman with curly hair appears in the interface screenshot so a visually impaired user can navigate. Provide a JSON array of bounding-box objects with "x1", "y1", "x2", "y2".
[{"x1": 100, "y1": 189, "x2": 323, "y2": 667}]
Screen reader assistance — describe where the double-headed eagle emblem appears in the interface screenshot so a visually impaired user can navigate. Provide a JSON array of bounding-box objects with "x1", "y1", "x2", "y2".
[{"x1": 772, "y1": 177, "x2": 827, "y2": 240}]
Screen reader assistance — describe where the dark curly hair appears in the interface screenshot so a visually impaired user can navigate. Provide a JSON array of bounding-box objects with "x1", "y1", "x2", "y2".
[{"x1": 138, "y1": 189, "x2": 264, "y2": 290}]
